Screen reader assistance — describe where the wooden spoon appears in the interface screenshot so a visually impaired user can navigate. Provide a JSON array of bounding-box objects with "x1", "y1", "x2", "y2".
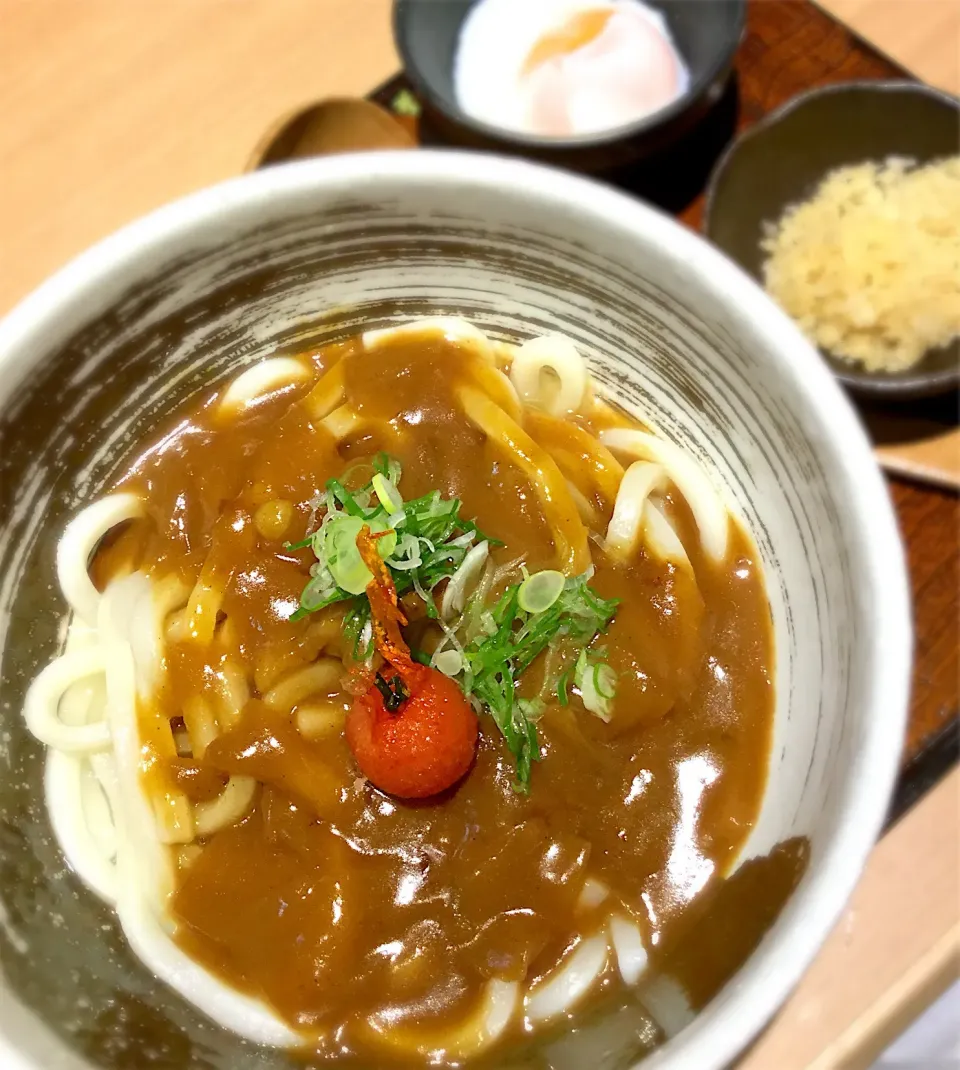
[{"x1": 247, "y1": 97, "x2": 416, "y2": 171}]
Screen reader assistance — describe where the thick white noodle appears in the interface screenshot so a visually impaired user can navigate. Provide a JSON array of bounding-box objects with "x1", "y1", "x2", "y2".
[
  {"x1": 321, "y1": 404, "x2": 365, "y2": 442},
  {"x1": 98, "y1": 577, "x2": 178, "y2": 909},
  {"x1": 85, "y1": 751, "x2": 120, "y2": 862},
  {"x1": 194, "y1": 776, "x2": 258, "y2": 838},
  {"x1": 509, "y1": 335, "x2": 588, "y2": 417},
  {"x1": 363, "y1": 317, "x2": 496, "y2": 364},
  {"x1": 24, "y1": 646, "x2": 111, "y2": 752},
  {"x1": 56, "y1": 492, "x2": 143, "y2": 627},
  {"x1": 599, "y1": 428, "x2": 729, "y2": 563},
  {"x1": 566, "y1": 480, "x2": 599, "y2": 527},
  {"x1": 440, "y1": 540, "x2": 489, "y2": 619},
  {"x1": 492, "y1": 340, "x2": 519, "y2": 365},
  {"x1": 114, "y1": 849, "x2": 300, "y2": 1048},
  {"x1": 125, "y1": 570, "x2": 163, "y2": 697},
  {"x1": 643, "y1": 499, "x2": 692, "y2": 570},
  {"x1": 46, "y1": 737, "x2": 123, "y2": 908},
  {"x1": 45, "y1": 752, "x2": 117, "y2": 902},
  {"x1": 103, "y1": 577, "x2": 299, "y2": 1045},
  {"x1": 29, "y1": 499, "x2": 300, "y2": 1047},
  {"x1": 609, "y1": 915, "x2": 649, "y2": 985},
  {"x1": 640, "y1": 976, "x2": 696, "y2": 1040},
  {"x1": 467, "y1": 979, "x2": 520, "y2": 1057},
  {"x1": 493, "y1": 367, "x2": 522, "y2": 410},
  {"x1": 367, "y1": 979, "x2": 519, "y2": 1060},
  {"x1": 605, "y1": 461, "x2": 666, "y2": 563},
  {"x1": 41, "y1": 627, "x2": 119, "y2": 902},
  {"x1": 577, "y1": 877, "x2": 609, "y2": 911},
  {"x1": 524, "y1": 934, "x2": 609, "y2": 1024},
  {"x1": 218, "y1": 358, "x2": 310, "y2": 416}
]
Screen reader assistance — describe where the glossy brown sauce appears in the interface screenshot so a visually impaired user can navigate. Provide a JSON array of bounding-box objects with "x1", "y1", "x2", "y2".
[{"x1": 92, "y1": 333, "x2": 782, "y2": 1063}]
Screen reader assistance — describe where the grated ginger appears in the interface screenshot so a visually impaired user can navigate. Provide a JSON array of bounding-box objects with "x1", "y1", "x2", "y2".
[{"x1": 760, "y1": 156, "x2": 960, "y2": 372}]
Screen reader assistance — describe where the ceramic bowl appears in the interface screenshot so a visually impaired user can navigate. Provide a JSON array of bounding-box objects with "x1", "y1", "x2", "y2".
[
  {"x1": 0, "y1": 152, "x2": 910, "y2": 1070},
  {"x1": 705, "y1": 80, "x2": 960, "y2": 400},
  {"x1": 393, "y1": 0, "x2": 744, "y2": 172}
]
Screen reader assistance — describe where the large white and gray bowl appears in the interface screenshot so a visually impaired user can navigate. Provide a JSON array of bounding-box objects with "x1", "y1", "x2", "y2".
[{"x1": 0, "y1": 152, "x2": 911, "y2": 1070}]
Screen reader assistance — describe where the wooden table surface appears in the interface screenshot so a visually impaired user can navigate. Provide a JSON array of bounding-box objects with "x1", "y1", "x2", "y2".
[
  {"x1": 821, "y1": 0, "x2": 959, "y2": 94},
  {"x1": 0, "y1": 2, "x2": 957, "y2": 1068}
]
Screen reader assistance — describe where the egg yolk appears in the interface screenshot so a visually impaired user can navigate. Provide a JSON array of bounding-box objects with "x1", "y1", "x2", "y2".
[
  {"x1": 520, "y1": 5, "x2": 684, "y2": 137},
  {"x1": 521, "y1": 8, "x2": 615, "y2": 74}
]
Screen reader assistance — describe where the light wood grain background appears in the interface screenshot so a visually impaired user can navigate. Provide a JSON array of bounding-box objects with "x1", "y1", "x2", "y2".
[
  {"x1": 1, "y1": 0, "x2": 957, "y2": 318},
  {"x1": 0, "y1": 3, "x2": 957, "y2": 1068},
  {"x1": 821, "y1": 0, "x2": 959, "y2": 92},
  {"x1": 0, "y1": 0, "x2": 398, "y2": 316}
]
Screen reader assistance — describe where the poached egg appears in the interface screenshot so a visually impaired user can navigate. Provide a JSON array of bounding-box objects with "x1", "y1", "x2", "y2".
[{"x1": 454, "y1": 0, "x2": 689, "y2": 138}]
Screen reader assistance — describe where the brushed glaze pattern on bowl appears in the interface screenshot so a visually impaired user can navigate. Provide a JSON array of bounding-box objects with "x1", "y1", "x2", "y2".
[{"x1": 0, "y1": 154, "x2": 909, "y2": 1070}]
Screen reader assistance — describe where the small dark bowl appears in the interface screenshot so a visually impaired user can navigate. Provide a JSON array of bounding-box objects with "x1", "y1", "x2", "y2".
[
  {"x1": 393, "y1": 0, "x2": 745, "y2": 173},
  {"x1": 704, "y1": 80, "x2": 960, "y2": 400}
]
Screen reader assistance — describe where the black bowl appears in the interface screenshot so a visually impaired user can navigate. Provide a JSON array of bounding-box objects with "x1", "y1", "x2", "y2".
[
  {"x1": 393, "y1": 0, "x2": 745, "y2": 173},
  {"x1": 704, "y1": 80, "x2": 960, "y2": 400}
]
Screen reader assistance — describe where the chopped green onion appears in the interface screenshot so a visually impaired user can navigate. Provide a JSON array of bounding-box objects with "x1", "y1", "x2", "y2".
[
  {"x1": 441, "y1": 541, "x2": 489, "y2": 619},
  {"x1": 517, "y1": 697, "x2": 546, "y2": 722},
  {"x1": 517, "y1": 569, "x2": 565, "y2": 614},
  {"x1": 298, "y1": 568, "x2": 341, "y2": 611},
  {"x1": 293, "y1": 454, "x2": 495, "y2": 620},
  {"x1": 372, "y1": 452, "x2": 402, "y2": 482},
  {"x1": 326, "y1": 479, "x2": 366, "y2": 517},
  {"x1": 370, "y1": 524, "x2": 398, "y2": 559},
  {"x1": 321, "y1": 515, "x2": 396, "y2": 594},
  {"x1": 454, "y1": 572, "x2": 619, "y2": 789},
  {"x1": 557, "y1": 667, "x2": 572, "y2": 706},
  {"x1": 391, "y1": 88, "x2": 422, "y2": 117},
  {"x1": 372, "y1": 472, "x2": 403, "y2": 514},
  {"x1": 386, "y1": 532, "x2": 422, "y2": 571},
  {"x1": 343, "y1": 602, "x2": 373, "y2": 661},
  {"x1": 574, "y1": 649, "x2": 618, "y2": 722},
  {"x1": 322, "y1": 515, "x2": 370, "y2": 594}
]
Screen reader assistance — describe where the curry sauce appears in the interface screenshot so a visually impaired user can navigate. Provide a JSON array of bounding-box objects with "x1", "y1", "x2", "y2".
[{"x1": 90, "y1": 332, "x2": 785, "y2": 1064}]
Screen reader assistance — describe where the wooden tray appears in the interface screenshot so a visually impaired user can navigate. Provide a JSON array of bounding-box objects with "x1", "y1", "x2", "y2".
[{"x1": 368, "y1": 0, "x2": 959, "y2": 813}]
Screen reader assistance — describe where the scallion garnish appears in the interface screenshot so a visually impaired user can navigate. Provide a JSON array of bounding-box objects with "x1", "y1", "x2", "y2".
[
  {"x1": 450, "y1": 572, "x2": 619, "y2": 790},
  {"x1": 290, "y1": 454, "x2": 620, "y2": 789},
  {"x1": 574, "y1": 648, "x2": 618, "y2": 722},
  {"x1": 517, "y1": 569, "x2": 565, "y2": 613},
  {"x1": 291, "y1": 453, "x2": 497, "y2": 622}
]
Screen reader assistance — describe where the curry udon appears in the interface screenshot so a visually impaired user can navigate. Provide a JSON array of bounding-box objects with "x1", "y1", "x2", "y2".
[{"x1": 25, "y1": 317, "x2": 779, "y2": 1065}]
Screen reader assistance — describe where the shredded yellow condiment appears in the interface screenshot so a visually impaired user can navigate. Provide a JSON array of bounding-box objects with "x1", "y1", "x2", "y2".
[{"x1": 761, "y1": 156, "x2": 960, "y2": 372}]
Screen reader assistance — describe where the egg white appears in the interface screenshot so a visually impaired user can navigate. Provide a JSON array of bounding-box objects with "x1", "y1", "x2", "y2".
[{"x1": 454, "y1": 0, "x2": 686, "y2": 137}]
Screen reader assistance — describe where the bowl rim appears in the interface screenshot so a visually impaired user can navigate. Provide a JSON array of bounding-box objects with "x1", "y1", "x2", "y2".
[
  {"x1": 391, "y1": 0, "x2": 746, "y2": 149},
  {"x1": 703, "y1": 77, "x2": 960, "y2": 400},
  {"x1": 0, "y1": 151, "x2": 912, "y2": 1070}
]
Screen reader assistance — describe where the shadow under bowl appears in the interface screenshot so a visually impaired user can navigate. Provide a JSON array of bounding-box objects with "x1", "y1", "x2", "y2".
[
  {"x1": 392, "y1": 0, "x2": 745, "y2": 173},
  {"x1": 704, "y1": 80, "x2": 960, "y2": 401}
]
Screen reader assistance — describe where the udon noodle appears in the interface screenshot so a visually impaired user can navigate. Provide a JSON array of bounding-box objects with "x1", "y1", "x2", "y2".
[{"x1": 24, "y1": 317, "x2": 774, "y2": 1063}]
